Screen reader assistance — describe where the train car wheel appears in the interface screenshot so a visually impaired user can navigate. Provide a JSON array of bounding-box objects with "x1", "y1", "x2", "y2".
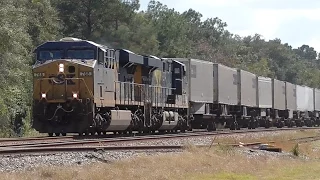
[
  {"x1": 61, "y1": 133, "x2": 66, "y2": 136},
  {"x1": 230, "y1": 123, "x2": 235, "y2": 130},
  {"x1": 265, "y1": 120, "x2": 271, "y2": 128},
  {"x1": 48, "y1": 133, "x2": 53, "y2": 137},
  {"x1": 55, "y1": 133, "x2": 60, "y2": 136},
  {"x1": 207, "y1": 121, "x2": 216, "y2": 132}
]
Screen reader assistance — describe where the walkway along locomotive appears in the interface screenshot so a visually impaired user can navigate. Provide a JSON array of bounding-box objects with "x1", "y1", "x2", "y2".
[{"x1": 32, "y1": 37, "x2": 320, "y2": 136}]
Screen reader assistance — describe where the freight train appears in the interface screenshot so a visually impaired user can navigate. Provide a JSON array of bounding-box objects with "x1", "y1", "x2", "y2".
[{"x1": 32, "y1": 37, "x2": 320, "y2": 137}]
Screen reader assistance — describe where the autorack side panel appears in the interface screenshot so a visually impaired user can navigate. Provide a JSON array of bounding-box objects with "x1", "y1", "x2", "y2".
[
  {"x1": 257, "y1": 76, "x2": 272, "y2": 108},
  {"x1": 272, "y1": 79, "x2": 286, "y2": 110},
  {"x1": 296, "y1": 85, "x2": 304, "y2": 111},
  {"x1": 296, "y1": 85, "x2": 314, "y2": 111},
  {"x1": 171, "y1": 58, "x2": 213, "y2": 114},
  {"x1": 213, "y1": 63, "x2": 238, "y2": 105},
  {"x1": 181, "y1": 58, "x2": 213, "y2": 102},
  {"x1": 285, "y1": 82, "x2": 296, "y2": 110},
  {"x1": 314, "y1": 88, "x2": 320, "y2": 111},
  {"x1": 188, "y1": 59, "x2": 214, "y2": 103},
  {"x1": 237, "y1": 69, "x2": 257, "y2": 107},
  {"x1": 307, "y1": 86, "x2": 314, "y2": 111}
]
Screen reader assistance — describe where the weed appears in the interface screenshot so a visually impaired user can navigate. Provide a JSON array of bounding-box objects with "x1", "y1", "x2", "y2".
[{"x1": 292, "y1": 143, "x2": 300, "y2": 156}]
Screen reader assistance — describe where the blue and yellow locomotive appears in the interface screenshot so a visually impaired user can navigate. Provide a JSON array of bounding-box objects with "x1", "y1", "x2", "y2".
[{"x1": 32, "y1": 37, "x2": 189, "y2": 136}]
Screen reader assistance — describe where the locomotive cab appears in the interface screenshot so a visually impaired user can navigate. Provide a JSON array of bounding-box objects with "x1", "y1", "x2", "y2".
[{"x1": 32, "y1": 37, "x2": 115, "y2": 136}]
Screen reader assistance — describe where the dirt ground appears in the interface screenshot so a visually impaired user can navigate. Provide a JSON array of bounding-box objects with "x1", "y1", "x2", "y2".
[{"x1": 2, "y1": 129, "x2": 320, "y2": 180}]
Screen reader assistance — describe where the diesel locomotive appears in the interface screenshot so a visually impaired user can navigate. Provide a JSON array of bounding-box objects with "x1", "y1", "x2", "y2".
[{"x1": 32, "y1": 37, "x2": 320, "y2": 137}]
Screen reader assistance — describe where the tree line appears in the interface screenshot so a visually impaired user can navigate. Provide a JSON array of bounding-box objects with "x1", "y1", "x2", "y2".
[{"x1": 1, "y1": 0, "x2": 319, "y2": 137}]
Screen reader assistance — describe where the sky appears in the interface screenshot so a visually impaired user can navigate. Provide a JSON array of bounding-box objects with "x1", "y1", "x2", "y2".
[{"x1": 139, "y1": 0, "x2": 320, "y2": 52}]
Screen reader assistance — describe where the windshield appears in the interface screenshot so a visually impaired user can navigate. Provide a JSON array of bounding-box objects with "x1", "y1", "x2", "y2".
[
  {"x1": 67, "y1": 49, "x2": 95, "y2": 59},
  {"x1": 39, "y1": 50, "x2": 63, "y2": 61}
]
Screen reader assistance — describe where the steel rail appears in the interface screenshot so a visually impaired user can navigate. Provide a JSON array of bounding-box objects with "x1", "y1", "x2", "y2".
[
  {"x1": 0, "y1": 145, "x2": 185, "y2": 155},
  {"x1": 2, "y1": 133, "x2": 320, "y2": 155},
  {"x1": 0, "y1": 143, "x2": 261, "y2": 155},
  {"x1": 0, "y1": 127, "x2": 319, "y2": 149},
  {"x1": 1, "y1": 126, "x2": 319, "y2": 144}
]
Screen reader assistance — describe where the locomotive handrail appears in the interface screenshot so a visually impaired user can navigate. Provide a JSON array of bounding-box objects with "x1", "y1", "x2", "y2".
[
  {"x1": 113, "y1": 81, "x2": 177, "y2": 90},
  {"x1": 35, "y1": 77, "x2": 94, "y2": 99},
  {"x1": 149, "y1": 85, "x2": 176, "y2": 90}
]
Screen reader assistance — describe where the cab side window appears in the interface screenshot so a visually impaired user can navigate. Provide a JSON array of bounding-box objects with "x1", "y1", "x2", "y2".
[
  {"x1": 105, "y1": 50, "x2": 109, "y2": 68},
  {"x1": 110, "y1": 50, "x2": 115, "y2": 69},
  {"x1": 98, "y1": 49, "x2": 104, "y2": 65}
]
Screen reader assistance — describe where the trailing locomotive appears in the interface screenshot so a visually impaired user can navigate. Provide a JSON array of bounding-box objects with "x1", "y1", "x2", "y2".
[{"x1": 32, "y1": 37, "x2": 320, "y2": 137}]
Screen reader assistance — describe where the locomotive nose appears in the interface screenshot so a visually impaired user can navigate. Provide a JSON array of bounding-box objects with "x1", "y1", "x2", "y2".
[{"x1": 33, "y1": 59, "x2": 93, "y2": 102}]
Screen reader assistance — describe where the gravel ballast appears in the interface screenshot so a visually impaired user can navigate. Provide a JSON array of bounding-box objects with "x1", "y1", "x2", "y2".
[{"x1": 0, "y1": 130, "x2": 316, "y2": 173}]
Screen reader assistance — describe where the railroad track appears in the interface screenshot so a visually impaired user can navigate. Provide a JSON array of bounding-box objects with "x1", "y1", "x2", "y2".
[
  {"x1": 0, "y1": 127, "x2": 319, "y2": 155},
  {"x1": 1, "y1": 127, "x2": 320, "y2": 149}
]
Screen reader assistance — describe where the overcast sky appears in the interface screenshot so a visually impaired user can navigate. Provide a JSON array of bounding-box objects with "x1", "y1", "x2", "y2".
[{"x1": 140, "y1": 0, "x2": 320, "y2": 52}]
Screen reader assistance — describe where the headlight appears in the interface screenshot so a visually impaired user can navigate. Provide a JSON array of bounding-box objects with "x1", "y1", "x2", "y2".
[
  {"x1": 59, "y1": 63, "x2": 64, "y2": 73},
  {"x1": 72, "y1": 93, "x2": 78, "y2": 99},
  {"x1": 41, "y1": 93, "x2": 46, "y2": 99}
]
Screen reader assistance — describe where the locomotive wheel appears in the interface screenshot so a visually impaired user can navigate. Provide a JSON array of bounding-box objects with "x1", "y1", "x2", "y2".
[
  {"x1": 207, "y1": 121, "x2": 216, "y2": 132},
  {"x1": 252, "y1": 121, "x2": 256, "y2": 129},
  {"x1": 277, "y1": 122, "x2": 284, "y2": 128},
  {"x1": 264, "y1": 121, "x2": 270, "y2": 128},
  {"x1": 55, "y1": 133, "x2": 60, "y2": 136},
  {"x1": 311, "y1": 120, "x2": 315, "y2": 127},
  {"x1": 230, "y1": 122, "x2": 239, "y2": 130},
  {"x1": 236, "y1": 124, "x2": 240, "y2": 130},
  {"x1": 61, "y1": 133, "x2": 66, "y2": 136},
  {"x1": 48, "y1": 133, "x2": 53, "y2": 137},
  {"x1": 248, "y1": 121, "x2": 253, "y2": 129},
  {"x1": 230, "y1": 123, "x2": 235, "y2": 130}
]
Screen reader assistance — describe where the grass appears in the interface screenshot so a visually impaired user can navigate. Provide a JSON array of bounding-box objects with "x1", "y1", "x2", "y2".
[
  {"x1": 214, "y1": 129, "x2": 320, "y2": 155},
  {"x1": 2, "y1": 144, "x2": 320, "y2": 180},
  {"x1": 2, "y1": 129, "x2": 320, "y2": 180}
]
